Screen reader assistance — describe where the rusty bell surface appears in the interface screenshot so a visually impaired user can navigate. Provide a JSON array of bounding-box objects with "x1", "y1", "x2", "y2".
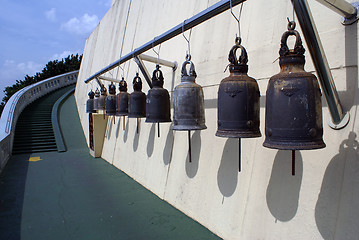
[
  {"x1": 128, "y1": 73, "x2": 146, "y2": 118},
  {"x1": 86, "y1": 89, "x2": 97, "y2": 113},
  {"x1": 146, "y1": 65, "x2": 171, "y2": 123},
  {"x1": 105, "y1": 82, "x2": 116, "y2": 116},
  {"x1": 263, "y1": 24, "x2": 325, "y2": 150},
  {"x1": 116, "y1": 77, "x2": 129, "y2": 116},
  {"x1": 93, "y1": 88, "x2": 100, "y2": 111},
  {"x1": 216, "y1": 39, "x2": 261, "y2": 138},
  {"x1": 97, "y1": 86, "x2": 107, "y2": 111},
  {"x1": 173, "y1": 59, "x2": 206, "y2": 131}
]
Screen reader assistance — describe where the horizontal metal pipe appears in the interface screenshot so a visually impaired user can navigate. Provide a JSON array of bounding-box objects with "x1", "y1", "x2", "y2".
[
  {"x1": 292, "y1": 0, "x2": 344, "y2": 124},
  {"x1": 99, "y1": 76, "x2": 122, "y2": 83},
  {"x1": 84, "y1": 0, "x2": 246, "y2": 83},
  {"x1": 315, "y1": 0, "x2": 357, "y2": 18},
  {"x1": 139, "y1": 54, "x2": 177, "y2": 70}
]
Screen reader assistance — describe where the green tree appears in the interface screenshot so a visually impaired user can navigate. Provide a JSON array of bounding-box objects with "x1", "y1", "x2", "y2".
[{"x1": 0, "y1": 54, "x2": 82, "y2": 116}]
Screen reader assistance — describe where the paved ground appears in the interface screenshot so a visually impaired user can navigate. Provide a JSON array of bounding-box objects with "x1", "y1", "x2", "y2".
[{"x1": 0, "y1": 93, "x2": 220, "y2": 240}]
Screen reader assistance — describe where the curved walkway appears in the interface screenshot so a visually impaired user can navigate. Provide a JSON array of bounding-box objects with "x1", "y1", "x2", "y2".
[{"x1": 0, "y1": 93, "x2": 219, "y2": 239}]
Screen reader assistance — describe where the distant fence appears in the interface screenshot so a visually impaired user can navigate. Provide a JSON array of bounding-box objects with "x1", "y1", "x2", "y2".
[{"x1": 0, "y1": 70, "x2": 78, "y2": 172}]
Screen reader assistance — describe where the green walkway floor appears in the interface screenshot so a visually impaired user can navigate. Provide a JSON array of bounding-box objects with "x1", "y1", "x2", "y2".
[{"x1": 0, "y1": 93, "x2": 220, "y2": 240}]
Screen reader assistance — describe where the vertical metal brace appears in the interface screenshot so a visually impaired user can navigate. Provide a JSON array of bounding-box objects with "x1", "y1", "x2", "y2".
[
  {"x1": 292, "y1": 0, "x2": 350, "y2": 129},
  {"x1": 95, "y1": 77, "x2": 105, "y2": 89},
  {"x1": 133, "y1": 56, "x2": 153, "y2": 89}
]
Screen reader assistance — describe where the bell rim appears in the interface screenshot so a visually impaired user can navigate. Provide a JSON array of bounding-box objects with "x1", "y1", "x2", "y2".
[
  {"x1": 263, "y1": 140, "x2": 326, "y2": 150},
  {"x1": 172, "y1": 125, "x2": 207, "y2": 131},
  {"x1": 128, "y1": 114, "x2": 146, "y2": 118},
  {"x1": 145, "y1": 118, "x2": 172, "y2": 123},
  {"x1": 216, "y1": 130, "x2": 261, "y2": 138}
]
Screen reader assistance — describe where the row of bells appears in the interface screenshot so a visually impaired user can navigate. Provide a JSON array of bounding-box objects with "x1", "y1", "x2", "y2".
[{"x1": 86, "y1": 24, "x2": 326, "y2": 151}]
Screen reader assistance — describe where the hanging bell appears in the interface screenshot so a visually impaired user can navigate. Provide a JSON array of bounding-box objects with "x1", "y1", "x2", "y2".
[
  {"x1": 128, "y1": 73, "x2": 146, "y2": 118},
  {"x1": 263, "y1": 21, "x2": 325, "y2": 174},
  {"x1": 105, "y1": 82, "x2": 116, "y2": 116},
  {"x1": 93, "y1": 88, "x2": 100, "y2": 111},
  {"x1": 116, "y1": 77, "x2": 129, "y2": 116},
  {"x1": 86, "y1": 89, "x2": 97, "y2": 113},
  {"x1": 146, "y1": 65, "x2": 171, "y2": 123},
  {"x1": 216, "y1": 37, "x2": 261, "y2": 138},
  {"x1": 173, "y1": 58, "x2": 206, "y2": 131},
  {"x1": 97, "y1": 86, "x2": 107, "y2": 111}
]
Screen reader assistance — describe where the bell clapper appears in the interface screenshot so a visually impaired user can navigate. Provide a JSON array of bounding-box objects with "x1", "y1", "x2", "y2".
[
  {"x1": 113, "y1": 116, "x2": 115, "y2": 125},
  {"x1": 157, "y1": 122, "x2": 160, "y2": 138},
  {"x1": 238, "y1": 138, "x2": 241, "y2": 172},
  {"x1": 123, "y1": 116, "x2": 126, "y2": 131},
  {"x1": 292, "y1": 150, "x2": 295, "y2": 176},
  {"x1": 188, "y1": 130, "x2": 192, "y2": 163},
  {"x1": 137, "y1": 118, "x2": 139, "y2": 134}
]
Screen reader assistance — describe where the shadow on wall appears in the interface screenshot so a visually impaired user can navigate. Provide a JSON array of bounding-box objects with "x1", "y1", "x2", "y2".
[
  {"x1": 315, "y1": 132, "x2": 359, "y2": 240},
  {"x1": 185, "y1": 131, "x2": 201, "y2": 178},
  {"x1": 163, "y1": 125, "x2": 174, "y2": 165},
  {"x1": 147, "y1": 123, "x2": 156, "y2": 157},
  {"x1": 217, "y1": 138, "x2": 239, "y2": 199},
  {"x1": 266, "y1": 150, "x2": 303, "y2": 222}
]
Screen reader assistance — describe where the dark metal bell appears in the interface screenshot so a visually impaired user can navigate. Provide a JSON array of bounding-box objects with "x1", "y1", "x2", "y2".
[
  {"x1": 263, "y1": 23, "x2": 325, "y2": 151},
  {"x1": 116, "y1": 77, "x2": 129, "y2": 116},
  {"x1": 105, "y1": 82, "x2": 116, "y2": 116},
  {"x1": 128, "y1": 73, "x2": 146, "y2": 118},
  {"x1": 173, "y1": 59, "x2": 206, "y2": 131},
  {"x1": 97, "y1": 87, "x2": 107, "y2": 111},
  {"x1": 146, "y1": 65, "x2": 171, "y2": 123},
  {"x1": 93, "y1": 88, "x2": 100, "y2": 111},
  {"x1": 216, "y1": 38, "x2": 261, "y2": 138},
  {"x1": 86, "y1": 90, "x2": 97, "y2": 113}
]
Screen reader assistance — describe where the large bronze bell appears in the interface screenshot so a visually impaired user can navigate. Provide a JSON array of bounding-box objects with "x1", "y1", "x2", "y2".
[
  {"x1": 97, "y1": 86, "x2": 107, "y2": 111},
  {"x1": 116, "y1": 77, "x2": 129, "y2": 116},
  {"x1": 128, "y1": 73, "x2": 146, "y2": 118},
  {"x1": 216, "y1": 37, "x2": 261, "y2": 172},
  {"x1": 173, "y1": 56, "x2": 206, "y2": 162},
  {"x1": 173, "y1": 59, "x2": 206, "y2": 131},
  {"x1": 146, "y1": 65, "x2": 171, "y2": 124},
  {"x1": 263, "y1": 22, "x2": 325, "y2": 175},
  {"x1": 105, "y1": 82, "x2": 116, "y2": 116},
  {"x1": 93, "y1": 88, "x2": 100, "y2": 111},
  {"x1": 217, "y1": 37, "x2": 260, "y2": 138},
  {"x1": 86, "y1": 90, "x2": 97, "y2": 113}
]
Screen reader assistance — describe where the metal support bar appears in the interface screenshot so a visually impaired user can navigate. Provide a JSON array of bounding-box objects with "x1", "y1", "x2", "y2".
[
  {"x1": 84, "y1": 0, "x2": 246, "y2": 84},
  {"x1": 99, "y1": 76, "x2": 122, "y2": 83},
  {"x1": 292, "y1": 0, "x2": 348, "y2": 126},
  {"x1": 315, "y1": 0, "x2": 359, "y2": 25},
  {"x1": 133, "y1": 56, "x2": 153, "y2": 89},
  {"x1": 139, "y1": 54, "x2": 177, "y2": 70},
  {"x1": 95, "y1": 78, "x2": 104, "y2": 89}
]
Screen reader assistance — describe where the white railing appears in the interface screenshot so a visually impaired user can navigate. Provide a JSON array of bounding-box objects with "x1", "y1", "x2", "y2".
[{"x1": 0, "y1": 70, "x2": 79, "y2": 172}]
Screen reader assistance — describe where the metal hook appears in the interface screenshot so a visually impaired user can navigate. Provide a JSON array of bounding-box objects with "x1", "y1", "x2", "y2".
[
  {"x1": 230, "y1": 0, "x2": 243, "y2": 39},
  {"x1": 182, "y1": 20, "x2": 192, "y2": 59},
  {"x1": 152, "y1": 39, "x2": 161, "y2": 65}
]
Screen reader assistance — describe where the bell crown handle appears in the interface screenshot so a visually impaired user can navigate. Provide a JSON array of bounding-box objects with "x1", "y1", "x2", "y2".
[
  {"x1": 152, "y1": 64, "x2": 164, "y2": 87},
  {"x1": 133, "y1": 73, "x2": 142, "y2": 91},
  {"x1": 279, "y1": 22, "x2": 305, "y2": 57},
  {"x1": 119, "y1": 77, "x2": 128, "y2": 92},
  {"x1": 181, "y1": 59, "x2": 197, "y2": 78},
  {"x1": 228, "y1": 44, "x2": 248, "y2": 66}
]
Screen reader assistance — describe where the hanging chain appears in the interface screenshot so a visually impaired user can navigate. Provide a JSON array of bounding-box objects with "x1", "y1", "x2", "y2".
[{"x1": 182, "y1": 19, "x2": 193, "y2": 61}]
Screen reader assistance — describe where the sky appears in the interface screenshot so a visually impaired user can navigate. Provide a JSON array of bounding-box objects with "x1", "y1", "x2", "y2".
[{"x1": 0, "y1": 0, "x2": 112, "y2": 101}]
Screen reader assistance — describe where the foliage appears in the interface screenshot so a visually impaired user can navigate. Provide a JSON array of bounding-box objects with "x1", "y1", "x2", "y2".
[{"x1": 0, "y1": 54, "x2": 82, "y2": 116}]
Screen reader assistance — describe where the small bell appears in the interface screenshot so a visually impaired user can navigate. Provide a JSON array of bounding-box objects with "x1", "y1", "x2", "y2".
[
  {"x1": 86, "y1": 90, "x2": 97, "y2": 113},
  {"x1": 97, "y1": 86, "x2": 107, "y2": 111},
  {"x1": 173, "y1": 56, "x2": 206, "y2": 162},
  {"x1": 128, "y1": 73, "x2": 146, "y2": 133},
  {"x1": 116, "y1": 77, "x2": 129, "y2": 130},
  {"x1": 263, "y1": 21, "x2": 325, "y2": 175},
  {"x1": 216, "y1": 37, "x2": 261, "y2": 172},
  {"x1": 93, "y1": 88, "x2": 100, "y2": 111},
  {"x1": 146, "y1": 65, "x2": 171, "y2": 137}
]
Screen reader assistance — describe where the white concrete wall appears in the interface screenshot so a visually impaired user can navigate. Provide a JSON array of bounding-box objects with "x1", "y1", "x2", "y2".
[{"x1": 75, "y1": 0, "x2": 359, "y2": 239}]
